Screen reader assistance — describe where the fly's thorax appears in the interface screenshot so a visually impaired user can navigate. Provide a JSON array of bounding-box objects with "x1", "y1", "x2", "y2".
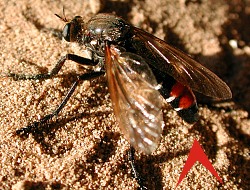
[{"x1": 83, "y1": 14, "x2": 131, "y2": 56}]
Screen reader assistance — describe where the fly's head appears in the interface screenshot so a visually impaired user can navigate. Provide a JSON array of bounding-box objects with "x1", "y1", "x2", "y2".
[{"x1": 60, "y1": 16, "x2": 85, "y2": 43}]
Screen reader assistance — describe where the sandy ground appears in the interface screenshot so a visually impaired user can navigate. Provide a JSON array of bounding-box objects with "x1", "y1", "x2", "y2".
[{"x1": 0, "y1": 0, "x2": 249, "y2": 189}]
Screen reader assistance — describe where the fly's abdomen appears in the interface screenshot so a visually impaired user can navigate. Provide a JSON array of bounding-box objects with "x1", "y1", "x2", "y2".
[
  {"x1": 152, "y1": 68, "x2": 198, "y2": 123},
  {"x1": 167, "y1": 82, "x2": 198, "y2": 123}
]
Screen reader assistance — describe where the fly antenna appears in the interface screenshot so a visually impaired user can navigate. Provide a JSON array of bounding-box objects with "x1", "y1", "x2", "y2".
[{"x1": 55, "y1": 7, "x2": 68, "y2": 22}]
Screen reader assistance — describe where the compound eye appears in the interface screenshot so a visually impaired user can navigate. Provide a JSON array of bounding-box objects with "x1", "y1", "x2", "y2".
[{"x1": 62, "y1": 23, "x2": 71, "y2": 42}]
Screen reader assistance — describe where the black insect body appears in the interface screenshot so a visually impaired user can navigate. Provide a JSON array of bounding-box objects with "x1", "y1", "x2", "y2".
[
  {"x1": 10, "y1": 13, "x2": 232, "y2": 188},
  {"x1": 54, "y1": 13, "x2": 231, "y2": 153}
]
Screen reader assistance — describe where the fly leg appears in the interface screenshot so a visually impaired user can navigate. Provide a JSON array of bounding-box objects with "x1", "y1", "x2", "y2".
[
  {"x1": 128, "y1": 146, "x2": 148, "y2": 190},
  {"x1": 8, "y1": 54, "x2": 98, "y2": 80},
  {"x1": 16, "y1": 71, "x2": 104, "y2": 136},
  {"x1": 8, "y1": 53, "x2": 103, "y2": 136}
]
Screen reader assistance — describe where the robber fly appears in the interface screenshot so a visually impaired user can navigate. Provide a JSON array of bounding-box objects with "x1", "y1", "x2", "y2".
[
  {"x1": 10, "y1": 13, "x2": 232, "y2": 153},
  {"x1": 9, "y1": 13, "x2": 231, "y2": 188}
]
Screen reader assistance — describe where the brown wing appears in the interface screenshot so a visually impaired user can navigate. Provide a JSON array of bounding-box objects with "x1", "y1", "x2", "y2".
[
  {"x1": 105, "y1": 43, "x2": 164, "y2": 154},
  {"x1": 133, "y1": 27, "x2": 232, "y2": 99}
]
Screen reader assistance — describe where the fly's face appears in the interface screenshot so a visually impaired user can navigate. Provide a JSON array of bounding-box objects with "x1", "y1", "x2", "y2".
[{"x1": 60, "y1": 16, "x2": 85, "y2": 43}]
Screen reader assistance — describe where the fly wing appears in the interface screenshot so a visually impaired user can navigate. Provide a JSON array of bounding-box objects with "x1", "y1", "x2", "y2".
[
  {"x1": 133, "y1": 27, "x2": 232, "y2": 99},
  {"x1": 105, "y1": 44, "x2": 164, "y2": 154}
]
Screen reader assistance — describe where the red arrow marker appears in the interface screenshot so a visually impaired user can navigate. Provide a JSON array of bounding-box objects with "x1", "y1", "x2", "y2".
[{"x1": 176, "y1": 139, "x2": 223, "y2": 188}]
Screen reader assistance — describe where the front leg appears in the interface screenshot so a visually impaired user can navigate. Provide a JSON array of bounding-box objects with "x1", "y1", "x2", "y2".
[
  {"x1": 16, "y1": 71, "x2": 105, "y2": 136},
  {"x1": 8, "y1": 54, "x2": 98, "y2": 80}
]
